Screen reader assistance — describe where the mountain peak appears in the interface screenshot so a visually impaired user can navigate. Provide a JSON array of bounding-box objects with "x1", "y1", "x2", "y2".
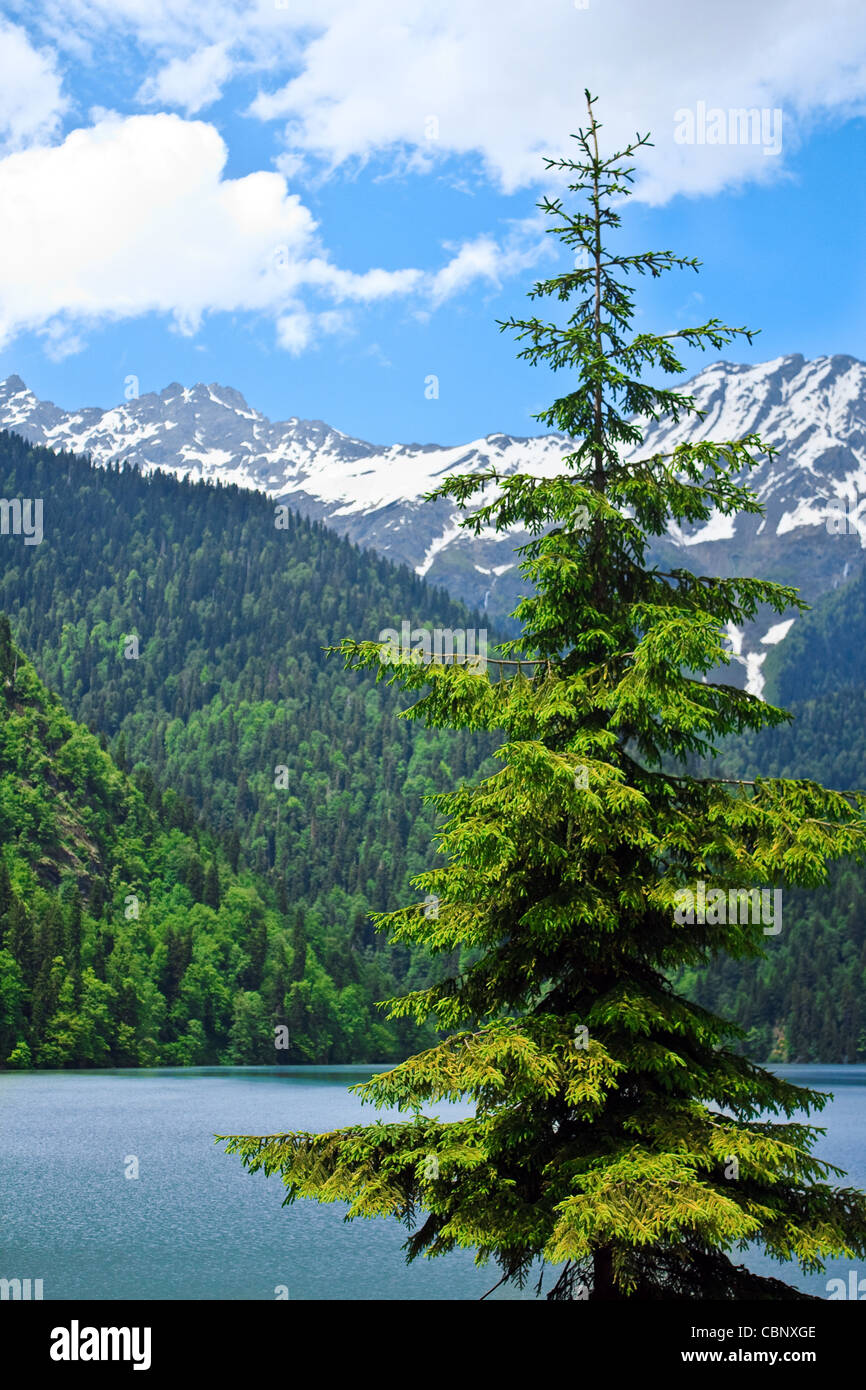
[{"x1": 1, "y1": 355, "x2": 865, "y2": 659}]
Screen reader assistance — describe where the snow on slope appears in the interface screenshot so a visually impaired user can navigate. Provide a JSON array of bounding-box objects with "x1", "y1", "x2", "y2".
[{"x1": 2, "y1": 352, "x2": 865, "y2": 680}]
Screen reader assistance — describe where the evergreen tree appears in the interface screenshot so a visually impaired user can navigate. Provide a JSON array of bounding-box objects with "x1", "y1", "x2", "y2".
[
  {"x1": 60, "y1": 881, "x2": 83, "y2": 970},
  {"x1": 0, "y1": 613, "x2": 14, "y2": 688},
  {"x1": 7, "y1": 898, "x2": 34, "y2": 987},
  {"x1": 0, "y1": 859, "x2": 12, "y2": 944},
  {"x1": 227, "y1": 830, "x2": 242, "y2": 877},
  {"x1": 290, "y1": 911, "x2": 307, "y2": 983},
  {"x1": 203, "y1": 859, "x2": 221, "y2": 910},
  {"x1": 243, "y1": 907, "x2": 268, "y2": 990},
  {"x1": 88, "y1": 878, "x2": 106, "y2": 920},
  {"x1": 185, "y1": 854, "x2": 205, "y2": 902},
  {"x1": 224, "y1": 96, "x2": 866, "y2": 1299},
  {"x1": 113, "y1": 732, "x2": 128, "y2": 773}
]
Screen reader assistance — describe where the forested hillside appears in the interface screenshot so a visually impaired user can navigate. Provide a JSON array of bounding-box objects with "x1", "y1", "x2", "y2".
[
  {"x1": 686, "y1": 657, "x2": 866, "y2": 1062},
  {"x1": 0, "y1": 617, "x2": 445, "y2": 1066},
  {"x1": 0, "y1": 431, "x2": 496, "y2": 1065},
  {"x1": 762, "y1": 560, "x2": 866, "y2": 706},
  {"x1": 4, "y1": 427, "x2": 866, "y2": 1064}
]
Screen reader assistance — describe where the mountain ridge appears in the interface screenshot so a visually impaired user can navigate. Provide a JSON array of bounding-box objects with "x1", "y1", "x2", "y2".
[{"x1": 3, "y1": 352, "x2": 866, "y2": 690}]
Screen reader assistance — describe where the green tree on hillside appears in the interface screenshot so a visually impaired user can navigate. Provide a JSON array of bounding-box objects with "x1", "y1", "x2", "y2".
[
  {"x1": 223, "y1": 96, "x2": 866, "y2": 1296},
  {"x1": 199, "y1": 97, "x2": 866, "y2": 1296},
  {"x1": 0, "y1": 613, "x2": 14, "y2": 687}
]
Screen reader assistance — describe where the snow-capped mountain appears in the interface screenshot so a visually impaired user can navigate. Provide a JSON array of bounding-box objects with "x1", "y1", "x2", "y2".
[{"x1": 1, "y1": 352, "x2": 865, "y2": 694}]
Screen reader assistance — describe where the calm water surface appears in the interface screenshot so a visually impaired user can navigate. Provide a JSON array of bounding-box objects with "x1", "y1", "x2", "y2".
[{"x1": 1, "y1": 1064, "x2": 863, "y2": 1300}]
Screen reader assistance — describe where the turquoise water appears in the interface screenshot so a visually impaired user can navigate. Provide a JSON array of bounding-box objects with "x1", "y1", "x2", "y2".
[{"x1": 1, "y1": 1064, "x2": 864, "y2": 1300}]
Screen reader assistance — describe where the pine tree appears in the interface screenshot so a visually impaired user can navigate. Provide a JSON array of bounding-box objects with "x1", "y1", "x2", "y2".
[
  {"x1": 290, "y1": 911, "x2": 307, "y2": 983},
  {"x1": 227, "y1": 830, "x2": 242, "y2": 877},
  {"x1": 223, "y1": 95, "x2": 866, "y2": 1299},
  {"x1": 0, "y1": 613, "x2": 15, "y2": 693},
  {"x1": 203, "y1": 859, "x2": 221, "y2": 910},
  {"x1": 60, "y1": 880, "x2": 83, "y2": 970},
  {"x1": 7, "y1": 898, "x2": 34, "y2": 987},
  {"x1": 0, "y1": 859, "x2": 12, "y2": 944}
]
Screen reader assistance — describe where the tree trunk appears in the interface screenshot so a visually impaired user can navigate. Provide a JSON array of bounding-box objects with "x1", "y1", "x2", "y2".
[{"x1": 591, "y1": 1245, "x2": 619, "y2": 1300}]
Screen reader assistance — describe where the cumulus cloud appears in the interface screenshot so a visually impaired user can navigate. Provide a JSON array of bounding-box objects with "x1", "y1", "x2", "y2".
[
  {"x1": 245, "y1": 0, "x2": 866, "y2": 200},
  {"x1": 0, "y1": 113, "x2": 318, "y2": 345},
  {"x1": 19, "y1": 0, "x2": 866, "y2": 201},
  {"x1": 138, "y1": 42, "x2": 233, "y2": 114},
  {"x1": 0, "y1": 111, "x2": 523, "y2": 353},
  {"x1": 0, "y1": 19, "x2": 67, "y2": 150},
  {"x1": 0, "y1": 112, "x2": 417, "y2": 348},
  {"x1": 9, "y1": 0, "x2": 866, "y2": 202},
  {"x1": 4, "y1": 0, "x2": 866, "y2": 353}
]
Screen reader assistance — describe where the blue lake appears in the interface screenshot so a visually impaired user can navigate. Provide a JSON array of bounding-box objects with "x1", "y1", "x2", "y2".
[{"x1": 1, "y1": 1064, "x2": 864, "y2": 1300}]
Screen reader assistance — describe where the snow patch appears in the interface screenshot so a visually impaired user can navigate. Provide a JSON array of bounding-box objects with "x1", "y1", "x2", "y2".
[{"x1": 761, "y1": 619, "x2": 795, "y2": 646}]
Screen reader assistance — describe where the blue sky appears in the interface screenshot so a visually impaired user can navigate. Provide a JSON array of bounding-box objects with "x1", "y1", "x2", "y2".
[{"x1": 0, "y1": 0, "x2": 864, "y2": 444}]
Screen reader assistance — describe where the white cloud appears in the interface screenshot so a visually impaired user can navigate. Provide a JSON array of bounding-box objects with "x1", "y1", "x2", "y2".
[
  {"x1": 138, "y1": 42, "x2": 233, "y2": 114},
  {"x1": 0, "y1": 110, "x2": 517, "y2": 354},
  {"x1": 244, "y1": 0, "x2": 866, "y2": 200},
  {"x1": 0, "y1": 19, "x2": 67, "y2": 150},
  {"x1": 25, "y1": 0, "x2": 250, "y2": 55},
  {"x1": 38, "y1": 320, "x2": 85, "y2": 361},
  {"x1": 5, "y1": 0, "x2": 866, "y2": 354},
  {"x1": 13, "y1": 0, "x2": 866, "y2": 202},
  {"x1": 429, "y1": 219, "x2": 549, "y2": 307},
  {"x1": 0, "y1": 112, "x2": 313, "y2": 343},
  {"x1": 23, "y1": 0, "x2": 866, "y2": 201},
  {"x1": 0, "y1": 112, "x2": 419, "y2": 349},
  {"x1": 275, "y1": 310, "x2": 313, "y2": 355},
  {"x1": 303, "y1": 261, "x2": 424, "y2": 303},
  {"x1": 276, "y1": 306, "x2": 351, "y2": 355}
]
